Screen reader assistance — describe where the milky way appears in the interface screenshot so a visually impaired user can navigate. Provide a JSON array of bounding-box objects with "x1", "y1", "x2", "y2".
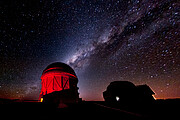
[{"x1": 0, "y1": 0, "x2": 179, "y2": 100}]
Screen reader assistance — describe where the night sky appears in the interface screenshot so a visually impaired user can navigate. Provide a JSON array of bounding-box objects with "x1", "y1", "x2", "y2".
[{"x1": 0, "y1": 0, "x2": 179, "y2": 100}]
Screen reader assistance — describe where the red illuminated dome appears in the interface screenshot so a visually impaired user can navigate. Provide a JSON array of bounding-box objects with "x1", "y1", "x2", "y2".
[
  {"x1": 39, "y1": 62, "x2": 79, "y2": 104},
  {"x1": 43, "y1": 62, "x2": 77, "y2": 76}
]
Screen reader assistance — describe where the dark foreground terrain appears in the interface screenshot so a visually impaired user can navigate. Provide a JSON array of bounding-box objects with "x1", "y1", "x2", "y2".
[{"x1": 0, "y1": 98, "x2": 179, "y2": 119}]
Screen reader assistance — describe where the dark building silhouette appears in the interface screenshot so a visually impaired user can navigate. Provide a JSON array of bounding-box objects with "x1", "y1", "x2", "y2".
[
  {"x1": 103, "y1": 81, "x2": 155, "y2": 105},
  {"x1": 39, "y1": 62, "x2": 80, "y2": 106},
  {"x1": 136, "y1": 84, "x2": 155, "y2": 104}
]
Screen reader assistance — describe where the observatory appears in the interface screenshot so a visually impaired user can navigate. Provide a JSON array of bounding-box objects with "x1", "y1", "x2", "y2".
[
  {"x1": 103, "y1": 81, "x2": 155, "y2": 105},
  {"x1": 39, "y1": 62, "x2": 80, "y2": 105}
]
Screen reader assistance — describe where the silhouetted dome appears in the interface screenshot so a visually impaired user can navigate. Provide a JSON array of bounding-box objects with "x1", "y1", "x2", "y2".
[
  {"x1": 103, "y1": 81, "x2": 155, "y2": 104},
  {"x1": 43, "y1": 62, "x2": 76, "y2": 76},
  {"x1": 107, "y1": 81, "x2": 136, "y2": 91}
]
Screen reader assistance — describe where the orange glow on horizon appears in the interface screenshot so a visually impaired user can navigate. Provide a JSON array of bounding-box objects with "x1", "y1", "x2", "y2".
[{"x1": 152, "y1": 95, "x2": 157, "y2": 100}]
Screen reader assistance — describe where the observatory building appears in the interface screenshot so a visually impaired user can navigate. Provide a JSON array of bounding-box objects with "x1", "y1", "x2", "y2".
[
  {"x1": 39, "y1": 62, "x2": 80, "y2": 105},
  {"x1": 103, "y1": 81, "x2": 155, "y2": 105}
]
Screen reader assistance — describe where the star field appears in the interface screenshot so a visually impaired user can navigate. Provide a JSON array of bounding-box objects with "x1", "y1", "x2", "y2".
[{"x1": 0, "y1": 0, "x2": 179, "y2": 100}]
